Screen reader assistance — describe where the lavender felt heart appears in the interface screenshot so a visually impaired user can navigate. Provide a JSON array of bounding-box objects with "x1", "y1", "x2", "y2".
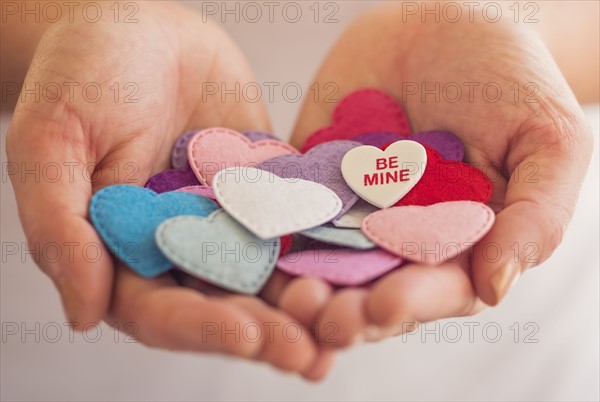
[
  {"x1": 352, "y1": 131, "x2": 464, "y2": 161},
  {"x1": 144, "y1": 168, "x2": 200, "y2": 193},
  {"x1": 256, "y1": 140, "x2": 362, "y2": 218},
  {"x1": 171, "y1": 130, "x2": 199, "y2": 170},
  {"x1": 243, "y1": 131, "x2": 280, "y2": 142}
]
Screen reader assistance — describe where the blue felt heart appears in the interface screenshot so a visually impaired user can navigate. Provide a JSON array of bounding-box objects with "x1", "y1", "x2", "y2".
[{"x1": 89, "y1": 185, "x2": 219, "y2": 278}]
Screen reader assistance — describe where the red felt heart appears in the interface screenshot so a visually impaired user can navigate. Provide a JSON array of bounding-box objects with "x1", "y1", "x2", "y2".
[
  {"x1": 301, "y1": 89, "x2": 412, "y2": 152},
  {"x1": 390, "y1": 145, "x2": 493, "y2": 206},
  {"x1": 280, "y1": 235, "x2": 293, "y2": 257}
]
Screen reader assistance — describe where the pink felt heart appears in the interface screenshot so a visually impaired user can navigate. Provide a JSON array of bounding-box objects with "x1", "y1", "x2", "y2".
[
  {"x1": 362, "y1": 201, "x2": 495, "y2": 264},
  {"x1": 188, "y1": 127, "x2": 298, "y2": 185},
  {"x1": 301, "y1": 89, "x2": 412, "y2": 152},
  {"x1": 276, "y1": 248, "x2": 403, "y2": 286},
  {"x1": 176, "y1": 185, "x2": 217, "y2": 201}
]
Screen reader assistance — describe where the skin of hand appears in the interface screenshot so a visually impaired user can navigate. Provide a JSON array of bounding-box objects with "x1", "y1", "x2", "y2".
[
  {"x1": 5, "y1": 1, "x2": 333, "y2": 380},
  {"x1": 281, "y1": 4, "x2": 594, "y2": 345}
]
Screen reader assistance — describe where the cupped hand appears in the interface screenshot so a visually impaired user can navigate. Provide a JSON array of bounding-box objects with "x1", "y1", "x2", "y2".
[
  {"x1": 281, "y1": 4, "x2": 593, "y2": 345},
  {"x1": 6, "y1": 2, "x2": 331, "y2": 379}
]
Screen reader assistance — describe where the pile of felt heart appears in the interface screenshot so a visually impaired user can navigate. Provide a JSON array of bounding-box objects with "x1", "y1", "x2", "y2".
[{"x1": 89, "y1": 89, "x2": 495, "y2": 295}]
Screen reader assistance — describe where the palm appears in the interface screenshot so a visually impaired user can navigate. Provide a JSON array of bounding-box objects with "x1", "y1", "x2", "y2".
[
  {"x1": 287, "y1": 4, "x2": 591, "y2": 344},
  {"x1": 7, "y1": 3, "x2": 328, "y2": 379}
]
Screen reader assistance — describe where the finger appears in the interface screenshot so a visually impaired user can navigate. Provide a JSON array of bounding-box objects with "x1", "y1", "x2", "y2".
[
  {"x1": 278, "y1": 277, "x2": 334, "y2": 327},
  {"x1": 302, "y1": 347, "x2": 335, "y2": 382},
  {"x1": 365, "y1": 261, "x2": 478, "y2": 335},
  {"x1": 6, "y1": 109, "x2": 113, "y2": 328},
  {"x1": 258, "y1": 271, "x2": 293, "y2": 306},
  {"x1": 473, "y1": 115, "x2": 593, "y2": 305},
  {"x1": 314, "y1": 288, "x2": 369, "y2": 348},
  {"x1": 110, "y1": 266, "x2": 257, "y2": 356},
  {"x1": 224, "y1": 296, "x2": 320, "y2": 373},
  {"x1": 289, "y1": 6, "x2": 404, "y2": 147},
  {"x1": 180, "y1": 20, "x2": 272, "y2": 135},
  {"x1": 112, "y1": 265, "x2": 323, "y2": 371},
  {"x1": 172, "y1": 271, "x2": 231, "y2": 297}
]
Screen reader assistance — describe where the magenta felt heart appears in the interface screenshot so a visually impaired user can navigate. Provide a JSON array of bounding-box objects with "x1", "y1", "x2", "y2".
[
  {"x1": 277, "y1": 248, "x2": 403, "y2": 286},
  {"x1": 301, "y1": 89, "x2": 412, "y2": 152}
]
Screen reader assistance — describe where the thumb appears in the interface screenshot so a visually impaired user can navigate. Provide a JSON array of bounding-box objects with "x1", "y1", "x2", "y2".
[
  {"x1": 473, "y1": 113, "x2": 593, "y2": 305},
  {"x1": 6, "y1": 105, "x2": 113, "y2": 328}
]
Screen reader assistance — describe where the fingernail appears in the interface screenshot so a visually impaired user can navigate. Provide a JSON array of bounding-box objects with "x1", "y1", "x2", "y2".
[
  {"x1": 490, "y1": 262, "x2": 521, "y2": 304},
  {"x1": 56, "y1": 276, "x2": 82, "y2": 326}
]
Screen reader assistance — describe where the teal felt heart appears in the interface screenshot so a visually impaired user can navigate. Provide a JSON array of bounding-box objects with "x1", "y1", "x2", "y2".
[
  {"x1": 155, "y1": 210, "x2": 280, "y2": 294},
  {"x1": 300, "y1": 224, "x2": 376, "y2": 249},
  {"x1": 89, "y1": 185, "x2": 218, "y2": 278}
]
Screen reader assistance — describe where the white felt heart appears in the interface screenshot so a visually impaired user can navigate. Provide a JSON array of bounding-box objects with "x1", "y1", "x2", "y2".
[
  {"x1": 341, "y1": 140, "x2": 427, "y2": 208},
  {"x1": 213, "y1": 167, "x2": 343, "y2": 239},
  {"x1": 155, "y1": 210, "x2": 279, "y2": 294}
]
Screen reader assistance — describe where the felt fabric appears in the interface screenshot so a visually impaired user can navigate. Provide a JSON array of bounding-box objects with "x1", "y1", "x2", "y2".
[
  {"x1": 332, "y1": 200, "x2": 380, "y2": 228},
  {"x1": 171, "y1": 130, "x2": 200, "y2": 170},
  {"x1": 175, "y1": 185, "x2": 217, "y2": 201},
  {"x1": 144, "y1": 168, "x2": 200, "y2": 193},
  {"x1": 353, "y1": 131, "x2": 464, "y2": 161},
  {"x1": 89, "y1": 185, "x2": 219, "y2": 278},
  {"x1": 301, "y1": 89, "x2": 412, "y2": 152},
  {"x1": 394, "y1": 145, "x2": 493, "y2": 206},
  {"x1": 257, "y1": 140, "x2": 362, "y2": 217},
  {"x1": 188, "y1": 127, "x2": 298, "y2": 185},
  {"x1": 276, "y1": 248, "x2": 402, "y2": 286},
  {"x1": 341, "y1": 140, "x2": 427, "y2": 208},
  {"x1": 280, "y1": 235, "x2": 293, "y2": 256},
  {"x1": 243, "y1": 131, "x2": 280, "y2": 142},
  {"x1": 351, "y1": 132, "x2": 404, "y2": 148},
  {"x1": 155, "y1": 211, "x2": 280, "y2": 295},
  {"x1": 409, "y1": 131, "x2": 464, "y2": 161},
  {"x1": 362, "y1": 201, "x2": 495, "y2": 264},
  {"x1": 300, "y1": 225, "x2": 376, "y2": 249},
  {"x1": 212, "y1": 167, "x2": 342, "y2": 239}
]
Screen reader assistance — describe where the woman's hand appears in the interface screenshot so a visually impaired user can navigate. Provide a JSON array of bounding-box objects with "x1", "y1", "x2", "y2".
[
  {"x1": 284, "y1": 4, "x2": 594, "y2": 345},
  {"x1": 6, "y1": 1, "x2": 331, "y2": 379}
]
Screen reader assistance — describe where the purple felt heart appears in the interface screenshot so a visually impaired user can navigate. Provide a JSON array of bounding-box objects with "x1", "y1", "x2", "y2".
[
  {"x1": 171, "y1": 130, "x2": 199, "y2": 170},
  {"x1": 243, "y1": 131, "x2": 280, "y2": 142},
  {"x1": 256, "y1": 140, "x2": 362, "y2": 218},
  {"x1": 351, "y1": 132, "x2": 403, "y2": 148},
  {"x1": 144, "y1": 168, "x2": 200, "y2": 193},
  {"x1": 352, "y1": 130, "x2": 464, "y2": 161}
]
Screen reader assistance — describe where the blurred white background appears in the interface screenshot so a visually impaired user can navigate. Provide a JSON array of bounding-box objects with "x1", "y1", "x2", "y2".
[{"x1": 1, "y1": 1, "x2": 599, "y2": 400}]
